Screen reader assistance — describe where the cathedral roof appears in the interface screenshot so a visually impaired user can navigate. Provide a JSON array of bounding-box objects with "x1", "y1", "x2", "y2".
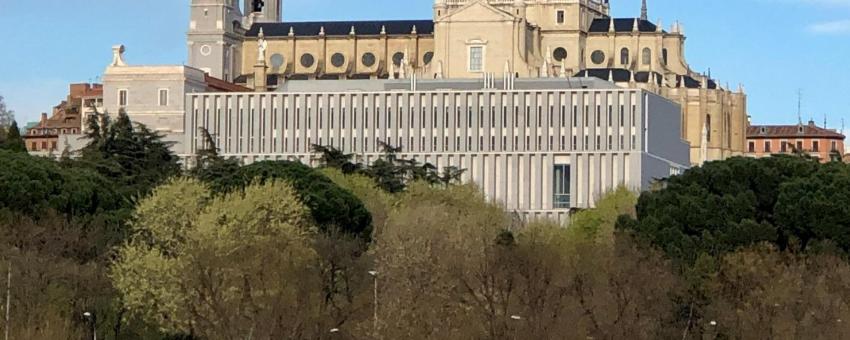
[
  {"x1": 574, "y1": 68, "x2": 663, "y2": 85},
  {"x1": 588, "y1": 18, "x2": 659, "y2": 33},
  {"x1": 246, "y1": 20, "x2": 434, "y2": 37}
]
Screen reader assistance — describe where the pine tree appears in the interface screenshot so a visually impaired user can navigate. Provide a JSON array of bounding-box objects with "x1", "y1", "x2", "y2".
[
  {"x1": 0, "y1": 95, "x2": 14, "y2": 144},
  {"x1": 2, "y1": 121, "x2": 27, "y2": 153}
]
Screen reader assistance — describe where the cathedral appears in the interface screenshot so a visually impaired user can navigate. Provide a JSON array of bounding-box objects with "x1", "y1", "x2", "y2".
[{"x1": 187, "y1": 0, "x2": 748, "y2": 164}]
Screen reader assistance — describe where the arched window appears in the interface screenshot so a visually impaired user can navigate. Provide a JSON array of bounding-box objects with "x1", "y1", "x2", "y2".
[
  {"x1": 662, "y1": 48, "x2": 669, "y2": 65},
  {"x1": 706, "y1": 114, "x2": 712, "y2": 143},
  {"x1": 642, "y1": 48, "x2": 652, "y2": 65},
  {"x1": 620, "y1": 48, "x2": 629, "y2": 65}
]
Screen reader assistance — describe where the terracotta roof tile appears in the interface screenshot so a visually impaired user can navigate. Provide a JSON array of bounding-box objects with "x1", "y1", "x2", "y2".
[{"x1": 747, "y1": 124, "x2": 845, "y2": 139}]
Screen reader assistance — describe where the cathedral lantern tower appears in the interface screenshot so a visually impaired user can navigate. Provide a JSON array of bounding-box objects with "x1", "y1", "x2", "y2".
[
  {"x1": 244, "y1": 0, "x2": 282, "y2": 23},
  {"x1": 188, "y1": 0, "x2": 245, "y2": 81}
]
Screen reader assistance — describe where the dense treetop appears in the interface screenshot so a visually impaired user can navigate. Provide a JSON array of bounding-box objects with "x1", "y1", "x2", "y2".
[{"x1": 618, "y1": 155, "x2": 850, "y2": 264}]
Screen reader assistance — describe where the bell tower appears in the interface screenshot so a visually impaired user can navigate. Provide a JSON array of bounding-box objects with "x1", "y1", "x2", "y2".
[
  {"x1": 244, "y1": 0, "x2": 282, "y2": 23},
  {"x1": 188, "y1": 0, "x2": 244, "y2": 81}
]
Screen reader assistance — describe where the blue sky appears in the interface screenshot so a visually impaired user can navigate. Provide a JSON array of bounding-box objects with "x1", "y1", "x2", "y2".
[{"x1": 1, "y1": 0, "x2": 849, "y2": 130}]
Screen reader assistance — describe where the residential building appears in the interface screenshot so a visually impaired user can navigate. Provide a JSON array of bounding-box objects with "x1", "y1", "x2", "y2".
[
  {"x1": 24, "y1": 83, "x2": 102, "y2": 154},
  {"x1": 746, "y1": 121, "x2": 845, "y2": 163}
]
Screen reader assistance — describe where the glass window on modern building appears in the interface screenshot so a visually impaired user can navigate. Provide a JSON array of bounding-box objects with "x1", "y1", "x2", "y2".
[{"x1": 553, "y1": 165, "x2": 571, "y2": 209}]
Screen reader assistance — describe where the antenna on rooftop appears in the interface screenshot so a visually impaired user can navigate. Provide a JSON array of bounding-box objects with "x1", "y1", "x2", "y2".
[{"x1": 797, "y1": 89, "x2": 803, "y2": 125}]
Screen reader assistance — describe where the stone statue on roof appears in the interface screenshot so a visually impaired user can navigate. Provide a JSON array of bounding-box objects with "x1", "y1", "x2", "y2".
[{"x1": 257, "y1": 28, "x2": 268, "y2": 62}]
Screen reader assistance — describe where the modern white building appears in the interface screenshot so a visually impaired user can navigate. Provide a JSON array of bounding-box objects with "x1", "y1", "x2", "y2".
[{"x1": 184, "y1": 76, "x2": 689, "y2": 220}]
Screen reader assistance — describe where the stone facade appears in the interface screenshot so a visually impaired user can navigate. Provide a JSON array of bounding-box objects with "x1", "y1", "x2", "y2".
[{"x1": 186, "y1": 0, "x2": 747, "y2": 165}]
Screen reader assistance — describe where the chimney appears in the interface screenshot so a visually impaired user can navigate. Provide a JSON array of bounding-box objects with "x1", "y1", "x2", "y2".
[{"x1": 41, "y1": 113, "x2": 48, "y2": 123}]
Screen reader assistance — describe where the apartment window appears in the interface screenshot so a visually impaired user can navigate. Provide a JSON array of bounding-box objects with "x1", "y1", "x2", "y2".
[
  {"x1": 813, "y1": 141, "x2": 820, "y2": 152},
  {"x1": 765, "y1": 141, "x2": 772, "y2": 153},
  {"x1": 748, "y1": 141, "x2": 755, "y2": 153},
  {"x1": 781, "y1": 141, "x2": 788, "y2": 153},
  {"x1": 832, "y1": 141, "x2": 838, "y2": 151},
  {"x1": 158, "y1": 89, "x2": 168, "y2": 106},
  {"x1": 556, "y1": 10, "x2": 565, "y2": 24},
  {"x1": 118, "y1": 89, "x2": 128, "y2": 107},
  {"x1": 469, "y1": 46, "x2": 484, "y2": 72},
  {"x1": 553, "y1": 165, "x2": 571, "y2": 209}
]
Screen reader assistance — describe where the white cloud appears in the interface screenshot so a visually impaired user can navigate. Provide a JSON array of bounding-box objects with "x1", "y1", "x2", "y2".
[{"x1": 807, "y1": 19, "x2": 850, "y2": 34}]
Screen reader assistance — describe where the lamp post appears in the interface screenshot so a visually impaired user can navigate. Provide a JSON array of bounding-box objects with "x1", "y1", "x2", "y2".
[
  {"x1": 83, "y1": 312, "x2": 96, "y2": 340},
  {"x1": 4, "y1": 260, "x2": 10, "y2": 340},
  {"x1": 510, "y1": 315, "x2": 522, "y2": 340},
  {"x1": 368, "y1": 270, "x2": 378, "y2": 338}
]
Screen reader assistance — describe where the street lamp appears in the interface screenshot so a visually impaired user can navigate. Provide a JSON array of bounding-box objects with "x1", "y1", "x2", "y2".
[
  {"x1": 509, "y1": 315, "x2": 522, "y2": 340},
  {"x1": 83, "y1": 312, "x2": 96, "y2": 340},
  {"x1": 368, "y1": 271, "x2": 378, "y2": 338}
]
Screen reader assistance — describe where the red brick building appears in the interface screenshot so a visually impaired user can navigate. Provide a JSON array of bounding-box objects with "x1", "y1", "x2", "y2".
[
  {"x1": 746, "y1": 121, "x2": 845, "y2": 163},
  {"x1": 24, "y1": 83, "x2": 103, "y2": 153}
]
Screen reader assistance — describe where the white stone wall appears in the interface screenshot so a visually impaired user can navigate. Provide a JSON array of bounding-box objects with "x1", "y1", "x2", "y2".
[{"x1": 183, "y1": 83, "x2": 689, "y2": 220}]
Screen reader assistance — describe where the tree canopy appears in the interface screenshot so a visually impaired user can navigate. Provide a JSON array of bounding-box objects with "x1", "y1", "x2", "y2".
[
  {"x1": 618, "y1": 155, "x2": 850, "y2": 264},
  {"x1": 78, "y1": 111, "x2": 181, "y2": 199},
  {"x1": 112, "y1": 179, "x2": 321, "y2": 338},
  {"x1": 0, "y1": 95, "x2": 13, "y2": 143},
  {"x1": 204, "y1": 160, "x2": 373, "y2": 240},
  {"x1": 0, "y1": 149, "x2": 121, "y2": 218},
  {"x1": 1, "y1": 121, "x2": 26, "y2": 153}
]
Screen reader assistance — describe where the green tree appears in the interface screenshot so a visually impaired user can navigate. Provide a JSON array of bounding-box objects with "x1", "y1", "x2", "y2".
[
  {"x1": 112, "y1": 179, "x2": 324, "y2": 339},
  {"x1": 0, "y1": 95, "x2": 14, "y2": 143},
  {"x1": 312, "y1": 144, "x2": 362, "y2": 174},
  {"x1": 209, "y1": 160, "x2": 373, "y2": 240},
  {"x1": 79, "y1": 110, "x2": 180, "y2": 199},
  {"x1": 189, "y1": 127, "x2": 242, "y2": 188},
  {"x1": 2, "y1": 121, "x2": 26, "y2": 153},
  {"x1": 0, "y1": 149, "x2": 122, "y2": 218},
  {"x1": 617, "y1": 156, "x2": 825, "y2": 265}
]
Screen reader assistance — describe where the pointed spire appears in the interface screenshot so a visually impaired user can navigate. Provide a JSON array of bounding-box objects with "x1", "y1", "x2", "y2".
[
  {"x1": 609, "y1": 18, "x2": 615, "y2": 33},
  {"x1": 435, "y1": 61, "x2": 443, "y2": 79},
  {"x1": 350, "y1": 25, "x2": 356, "y2": 35},
  {"x1": 504, "y1": 60, "x2": 511, "y2": 74},
  {"x1": 380, "y1": 25, "x2": 387, "y2": 35},
  {"x1": 258, "y1": 27, "x2": 265, "y2": 38},
  {"x1": 559, "y1": 60, "x2": 567, "y2": 78},
  {"x1": 630, "y1": 70, "x2": 636, "y2": 83},
  {"x1": 641, "y1": 0, "x2": 648, "y2": 21},
  {"x1": 288, "y1": 26, "x2": 295, "y2": 36},
  {"x1": 319, "y1": 26, "x2": 325, "y2": 36},
  {"x1": 540, "y1": 59, "x2": 550, "y2": 78},
  {"x1": 608, "y1": 69, "x2": 614, "y2": 82},
  {"x1": 411, "y1": 25, "x2": 417, "y2": 34},
  {"x1": 656, "y1": 19, "x2": 663, "y2": 33},
  {"x1": 633, "y1": 18, "x2": 639, "y2": 32},
  {"x1": 389, "y1": 62, "x2": 396, "y2": 80}
]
